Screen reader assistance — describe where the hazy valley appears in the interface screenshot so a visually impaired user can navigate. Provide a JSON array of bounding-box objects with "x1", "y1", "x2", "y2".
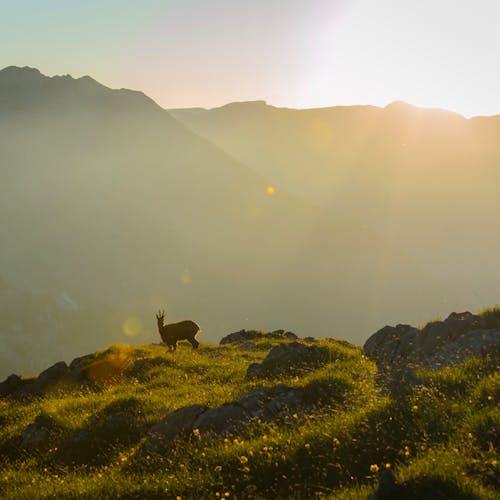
[{"x1": 1, "y1": 66, "x2": 488, "y2": 376}]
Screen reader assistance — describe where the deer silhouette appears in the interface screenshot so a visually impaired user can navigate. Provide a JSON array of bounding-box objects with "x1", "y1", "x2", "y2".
[{"x1": 155, "y1": 310, "x2": 200, "y2": 351}]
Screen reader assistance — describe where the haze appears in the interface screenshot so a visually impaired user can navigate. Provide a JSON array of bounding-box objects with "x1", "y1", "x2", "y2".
[
  {"x1": 1, "y1": 2, "x2": 499, "y2": 378},
  {"x1": 2, "y1": 0, "x2": 499, "y2": 117}
]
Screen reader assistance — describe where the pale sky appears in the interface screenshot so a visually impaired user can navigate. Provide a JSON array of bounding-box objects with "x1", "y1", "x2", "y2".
[{"x1": 1, "y1": 0, "x2": 499, "y2": 117}]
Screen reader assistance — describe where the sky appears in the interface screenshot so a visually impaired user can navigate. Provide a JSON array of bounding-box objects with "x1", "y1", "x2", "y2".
[{"x1": 1, "y1": 0, "x2": 499, "y2": 117}]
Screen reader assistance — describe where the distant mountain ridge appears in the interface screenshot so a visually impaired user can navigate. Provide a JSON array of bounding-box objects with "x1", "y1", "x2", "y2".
[
  {"x1": 0, "y1": 66, "x2": 477, "y2": 374},
  {"x1": 0, "y1": 66, "x2": 160, "y2": 114},
  {"x1": 170, "y1": 98, "x2": 500, "y2": 309}
]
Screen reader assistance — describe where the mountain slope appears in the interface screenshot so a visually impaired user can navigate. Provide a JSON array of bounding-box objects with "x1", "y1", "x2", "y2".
[
  {"x1": 170, "y1": 100, "x2": 500, "y2": 307},
  {"x1": 1, "y1": 67, "x2": 451, "y2": 370}
]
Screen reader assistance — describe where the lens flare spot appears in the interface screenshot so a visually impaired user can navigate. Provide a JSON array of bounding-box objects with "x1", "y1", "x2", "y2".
[
  {"x1": 122, "y1": 316, "x2": 142, "y2": 337},
  {"x1": 266, "y1": 185, "x2": 275, "y2": 195},
  {"x1": 180, "y1": 270, "x2": 192, "y2": 286}
]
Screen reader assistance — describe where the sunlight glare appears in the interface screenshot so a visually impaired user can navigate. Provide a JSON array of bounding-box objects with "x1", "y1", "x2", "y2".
[{"x1": 122, "y1": 316, "x2": 143, "y2": 337}]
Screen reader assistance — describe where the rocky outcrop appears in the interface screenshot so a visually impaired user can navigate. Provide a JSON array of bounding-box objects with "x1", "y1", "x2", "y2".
[
  {"x1": 0, "y1": 353, "x2": 96, "y2": 401},
  {"x1": 220, "y1": 329, "x2": 297, "y2": 345},
  {"x1": 0, "y1": 374, "x2": 23, "y2": 398},
  {"x1": 19, "y1": 414, "x2": 61, "y2": 450},
  {"x1": 363, "y1": 311, "x2": 500, "y2": 390},
  {"x1": 138, "y1": 383, "x2": 313, "y2": 457},
  {"x1": 61, "y1": 410, "x2": 141, "y2": 464},
  {"x1": 139, "y1": 404, "x2": 208, "y2": 456},
  {"x1": 247, "y1": 341, "x2": 331, "y2": 379}
]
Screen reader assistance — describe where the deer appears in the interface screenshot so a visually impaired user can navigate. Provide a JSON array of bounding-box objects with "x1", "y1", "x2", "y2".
[{"x1": 155, "y1": 310, "x2": 200, "y2": 351}]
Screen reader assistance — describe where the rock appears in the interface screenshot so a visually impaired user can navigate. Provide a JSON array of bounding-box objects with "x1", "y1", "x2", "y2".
[
  {"x1": 237, "y1": 384, "x2": 304, "y2": 422},
  {"x1": 20, "y1": 424, "x2": 50, "y2": 449},
  {"x1": 31, "y1": 361, "x2": 68, "y2": 395},
  {"x1": 139, "y1": 404, "x2": 208, "y2": 456},
  {"x1": 363, "y1": 324, "x2": 415, "y2": 364},
  {"x1": 427, "y1": 329, "x2": 500, "y2": 369},
  {"x1": 193, "y1": 403, "x2": 248, "y2": 435},
  {"x1": 220, "y1": 329, "x2": 298, "y2": 345},
  {"x1": 238, "y1": 341, "x2": 258, "y2": 351},
  {"x1": 246, "y1": 341, "x2": 330, "y2": 379},
  {"x1": 19, "y1": 414, "x2": 58, "y2": 450},
  {"x1": 64, "y1": 411, "x2": 141, "y2": 463},
  {"x1": 69, "y1": 353, "x2": 96, "y2": 372},
  {"x1": 371, "y1": 468, "x2": 397, "y2": 499},
  {"x1": 0, "y1": 374, "x2": 23, "y2": 398},
  {"x1": 363, "y1": 311, "x2": 500, "y2": 392},
  {"x1": 138, "y1": 384, "x2": 313, "y2": 457},
  {"x1": 129, "y1": 357, "x2": 175, "y2": 381},
  {"x1": 1, "y1": 362, "x2": 69, "y2": 401}
]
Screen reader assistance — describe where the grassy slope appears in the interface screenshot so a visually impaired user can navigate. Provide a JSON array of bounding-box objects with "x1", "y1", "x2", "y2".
[{"x1": 0, "y1": 325, "x2": 498, "y2": 499}]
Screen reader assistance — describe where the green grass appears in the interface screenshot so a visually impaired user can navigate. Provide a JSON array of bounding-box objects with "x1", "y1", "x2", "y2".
[
  {"x1": 0, "y1": 335, "x2": 498, "y2": 499},
  {"x1": 478, "y1": 305, "x2": 500, "y2": 329}
]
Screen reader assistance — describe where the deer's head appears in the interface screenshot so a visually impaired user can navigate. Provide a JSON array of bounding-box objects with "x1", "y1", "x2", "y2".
[{"x1": 155, "y1": 310, "x2": 165, "y2": 327}]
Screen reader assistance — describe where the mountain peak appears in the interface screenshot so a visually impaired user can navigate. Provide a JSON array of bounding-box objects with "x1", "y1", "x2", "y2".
[
  {"x1": 0, "y1": 65, "x2": 44, "y2": 81},
  {"x1": 216, "y1": 100, "x2": 269, "y2": 110},
  {"x1": 0, "y1": 66, "x2": 162, "y2": 115}
]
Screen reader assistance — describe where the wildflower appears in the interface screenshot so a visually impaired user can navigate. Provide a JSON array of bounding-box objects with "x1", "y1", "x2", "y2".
[
  {"x1": 214, "y1": 465, "x2": 222, "y2": 472},
  {"x1": 304, "y1": 443, "x2": 311, "y2": 449},
  {"x1": 193, "y1": 428, "x2": 200, "y2": 438},
  {"x1": 412, "y1": 405, "x2": 419, "y2": 411},
  {"x1": 467, "y1": 433, "x2": 473, "y2": 439},
  {"x1": 224, "y1": 493, "x2": 230, "y2": 497},
  {"x1": 370, "y1": 464, "x2": 379, "y2": 473},
  {"x1": 240, "y1": 456, "x2": 249, "y2": 464},
  {"x1": 404, "y1": 446, "x2": 410, "y2": 457},
  {"x1": 385, "y1": 463, "x2": 391, "y2": 469},
  {"x1": 332, "y1": 437, "x2": 340, "y2": 446},
  {"x1": 487, "y1": 395, "x2": 493, "y2": 401}
]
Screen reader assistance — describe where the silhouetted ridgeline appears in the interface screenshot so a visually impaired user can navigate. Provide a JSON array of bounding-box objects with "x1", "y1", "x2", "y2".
[{"x1": 0, "y1": 66, "x2": 456, "y2": 365}]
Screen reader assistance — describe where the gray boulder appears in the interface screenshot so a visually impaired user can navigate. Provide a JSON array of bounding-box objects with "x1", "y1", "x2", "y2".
[
  {"x1": 363, "y1": 311, "x2": 499, "y2": 391},
  {"x1": 139, "y1": 404, "x2": 208, "y2": 456},
  {"x1": 427, "y1": 329, "x2": 500, "y2": 369},
  {"x1": 31, "y1": 361, "x2": 68, "y2": 395},
  {"x1": 19, "y1": 414, "x2": 59, "y2": 450},
  {"x1": 220, "y1": 329, "x2": 297, "y2": 345},
  {"x1": 193, "y1": 403, "x2": 248, "y2": 435},
  {"x1": 237, "y1": 384, "x2": 304, "y2": 422},
  {"x1": 0, "y1": 374, "x2": 23, "y2": 398},
  {"x1": 246, "y1": 341, "x2": 330, "y2": 379}
]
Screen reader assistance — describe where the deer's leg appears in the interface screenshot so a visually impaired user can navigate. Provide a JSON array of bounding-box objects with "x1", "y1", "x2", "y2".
[{"x1": 190, "y1": 338, "x2": 199, "y2": 349}]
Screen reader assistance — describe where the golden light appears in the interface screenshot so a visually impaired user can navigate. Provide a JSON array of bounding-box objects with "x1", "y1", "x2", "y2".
[
  {"x1": 266, "y1": 185, "x2": 275, "y2": 195},
  {"x1": 122, "y1": 316, "x2": 143, "y2": 337},
  {"x1": 180, "y1": 269, "x2": 192, "y2": 286}
]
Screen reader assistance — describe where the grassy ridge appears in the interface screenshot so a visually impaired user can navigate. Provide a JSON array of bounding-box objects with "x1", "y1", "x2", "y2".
[{"x1": 0, "y1": 332, "x2": 498, "y2": 499}]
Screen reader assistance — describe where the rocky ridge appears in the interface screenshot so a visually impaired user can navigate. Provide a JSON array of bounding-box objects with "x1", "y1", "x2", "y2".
[
  {"x1": 2, "y1": 313, "x2": 498, "y2": 464},
  {"x1": 363, "y1": 311, "x2": 500, "y2": 391}
]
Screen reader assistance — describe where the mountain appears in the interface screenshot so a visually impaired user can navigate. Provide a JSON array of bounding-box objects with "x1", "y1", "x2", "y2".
[
  {"x1": 0, "y1": 67, "x2": 455, "y2": 373},
  {"x1": 169, "y1": 100, "x2": 500, "y2": 307},
  {"x1": 0, "y1": 279, "x2": 123, "y2": 378}
]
